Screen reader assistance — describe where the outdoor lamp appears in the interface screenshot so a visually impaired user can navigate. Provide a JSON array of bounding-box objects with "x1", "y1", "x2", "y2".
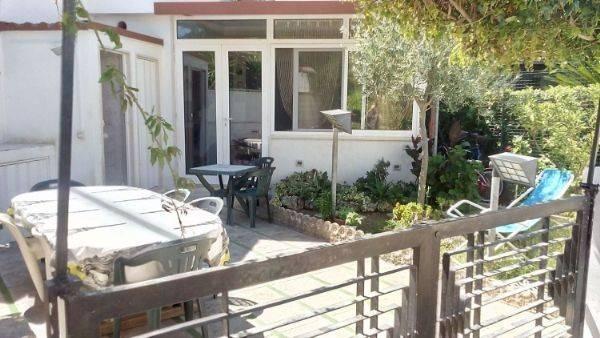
[
  {"x1": 488, "y1": 152, "x2": 538, "y2": 211},
  {"x1": 320, "y1": 109, "x2": 352, "y2": 217}
]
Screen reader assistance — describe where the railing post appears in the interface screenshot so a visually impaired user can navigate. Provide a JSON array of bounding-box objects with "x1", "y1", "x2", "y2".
[
  {"x1": 356, "y1": 258, "x2": 366, "y2": 335},
  {"x1": 570, "y1": 187, "x2": 597, "y2": 337},
  {"x1": 414, "y1": 230, "x2": 440, "y2": 337},
  {"x1": 370, "y1": 256, "x2": 380, "y2": 331},
  {"x1": 535, "y1": 217, "x2": 550, "y2": 338}
]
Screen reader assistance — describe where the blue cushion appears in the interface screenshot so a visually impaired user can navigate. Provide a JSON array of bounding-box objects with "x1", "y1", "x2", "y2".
[{"x1": 496, "y1": 169, "x2": 573, "y2": 234}]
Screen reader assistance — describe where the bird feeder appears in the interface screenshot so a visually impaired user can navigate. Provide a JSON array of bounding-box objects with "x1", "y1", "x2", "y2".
[{"x1": 320, "y1": 109, "x2": 352, "y2": 217}]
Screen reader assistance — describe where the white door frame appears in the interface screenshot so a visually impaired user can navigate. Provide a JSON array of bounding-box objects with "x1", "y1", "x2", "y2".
[
  {"x1": 175, "y1": 42, "x2": 270, "y2": 179},
  {"x1": 221, "y1": 44, "x2": 269, "y2": 164}
]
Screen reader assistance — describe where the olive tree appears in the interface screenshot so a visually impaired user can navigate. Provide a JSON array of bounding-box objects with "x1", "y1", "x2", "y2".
[{"x1": 352, "y1": 16, "x2": 503, "y2": 204}]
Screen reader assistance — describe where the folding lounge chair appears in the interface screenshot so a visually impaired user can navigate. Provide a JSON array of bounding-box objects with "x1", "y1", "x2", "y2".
[{"x1": 447, "y1": 168, "x2": 574, "y2": 249}]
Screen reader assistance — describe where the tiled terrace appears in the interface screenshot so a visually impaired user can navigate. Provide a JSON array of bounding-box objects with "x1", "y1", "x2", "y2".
[{"x1": 1, "y1": 206, "x2": 527, "y2": 337}]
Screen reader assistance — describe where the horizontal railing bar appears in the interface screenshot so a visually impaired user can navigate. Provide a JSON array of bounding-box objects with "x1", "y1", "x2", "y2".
[
  {"x1": 67, "y1": 229, "x2": 428, "y2": 321},
  {"x1": 433, "y1": 196, "x2": 585, "y2": 238},
  {"x1": 480, "y1": 306, "x2": 560, "y2": 338},
  {"x1": 467, "y1": 298, "x2": 553, "y2": 333},
  {"x1": 230, "y1": 265, "x2": 412, "y2": 318},
  {"x1": 452, "y1": 237, "x2": 570, "y2": 271},
  {"x1": 233, "y1": 297, "x2": 364, "y2": 338},
  {"x1": 462, "y1": 268, "x2": 551, "y2": 298},
  {"x1": 512, "y1": 316, "x2": 567, "y2": 338},
  {"x1": 296, "y1": 304, "x2": 400, "y2": 338},
  {"x1": 132, "y1": 273, "x2": 412, "y2": 337},
  {"x1": 457, "y1": 252, "x2": 561, "y2": 286},
  {"x1": 133, "y1": 311, "x2": 228, "y2": 338},
  {"x1": 446, "y1": 223, "x2": 574, "y2": 256}
]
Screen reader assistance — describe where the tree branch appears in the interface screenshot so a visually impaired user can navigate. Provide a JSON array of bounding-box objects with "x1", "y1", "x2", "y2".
[{"x1": 448, "y1": 0, "x2": 473, "y2": 23}]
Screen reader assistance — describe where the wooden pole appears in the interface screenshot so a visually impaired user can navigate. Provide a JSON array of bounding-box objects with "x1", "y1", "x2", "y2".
[{"x1": 331, "y1": 128, "x2": 338, "y2": 217}]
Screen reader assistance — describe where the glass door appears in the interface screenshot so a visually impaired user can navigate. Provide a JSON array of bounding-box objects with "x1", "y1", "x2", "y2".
[
  {"x1": 182, "y1": 51, "x2": 218, "y2": 173},
  {"x1": 224, "y1": 49, "x2": 264, "y2": 165}
]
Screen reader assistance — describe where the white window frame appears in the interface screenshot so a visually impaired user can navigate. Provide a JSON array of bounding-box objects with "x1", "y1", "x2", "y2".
[{"x1": 172, "y1": 14, "x2": 418, "y2": 160}]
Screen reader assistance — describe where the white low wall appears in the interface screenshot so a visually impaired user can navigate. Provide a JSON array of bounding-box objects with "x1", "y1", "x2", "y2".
[{"x1": 269, "y1": 133, "x2": 415, "y2": 184}]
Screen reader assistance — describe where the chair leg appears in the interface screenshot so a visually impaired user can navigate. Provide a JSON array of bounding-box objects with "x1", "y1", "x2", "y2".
[
  {"x1": 113, "y1": 318, "x2": 121, "y2": 338},
  {"x1": 184, "y1": 300, "x2": 194, "y2": 321},
  {"x1": 265, "y1": 196, "x2": 272, "y2": 223},
  {"x1": 249, "y1": 197, "x2": 256, "y2": 228},
  {"x1": 147, "y1": 308, "x2": 161, "y2": 330}
]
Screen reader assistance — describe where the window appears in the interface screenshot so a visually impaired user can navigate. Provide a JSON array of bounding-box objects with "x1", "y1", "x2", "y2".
[
  {"x1": 275, "y1": 49, "x2": 343, "y2": 131},
  {"x1": 274, "y1": 19, "x2": 344, "y2": 39},
  {"x1": 177, "y1": 20, "x2": 267, "y2": 39},
  {"x1": 347, "y1": 52, "x2": 413, "y2": 131}
]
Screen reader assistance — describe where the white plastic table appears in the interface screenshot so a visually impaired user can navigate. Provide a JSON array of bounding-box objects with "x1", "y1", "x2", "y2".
[{"x1": 10, "y1": 186, "x2": 228, "y2": 287}]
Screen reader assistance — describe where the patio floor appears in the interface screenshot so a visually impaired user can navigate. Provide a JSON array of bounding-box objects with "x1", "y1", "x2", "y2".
[{"x1": 0, "y1": 205, "x2": 526, "y2": 337}]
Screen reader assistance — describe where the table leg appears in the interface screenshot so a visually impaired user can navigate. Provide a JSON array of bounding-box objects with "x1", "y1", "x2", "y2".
[
  {"x1": 195, "y1": 174, "x2": 216, "y2": 196},
  {"x1": 218, "y1": 175, "x2": 225, "y2": 191},
  {"x1": 227, "y1": 177, "x2": 234, "y2": 225}
]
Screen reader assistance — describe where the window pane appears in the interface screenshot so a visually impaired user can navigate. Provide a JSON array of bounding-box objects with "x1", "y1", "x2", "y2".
[
  {"x1": 229, "y1": 51, "x2": 262, "y2": 165},
  {"x1": 183, "y1": 51, "x2": 217, "y2": 173},
  {"x1": 274, "y1": 49, "x2": 294, "y2": 131},
  {"x1": 349, "y1": 18, "x2": 360, "y2": 38},
  {"x1": 347, "y1": 53, "x2": 362, "y2": 129},
  {"x1": 365, "y1": 95, "x2": 413, "y2": 130},
  {"x1": 177, "y1": 20, "x2": 266, "y2": 39},
  {"x1": 274, "y1": 19, "x2": 343, "y2": 39},
  {"x1": 298, "y1": 51, "x2": 343, "y2": 129}
]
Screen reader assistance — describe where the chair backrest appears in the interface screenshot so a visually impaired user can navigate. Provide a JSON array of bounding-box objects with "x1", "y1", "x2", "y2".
[
  {"x1": 186, "y1": 197, "x2": 224, "y2": 215},
  {"x1": 162, "y1": 189, "x2": 191, "y2": 202},
  {"x1": 245, "y1": 167, "x2": 275, "y2": 196},
  {"x1": 254, "y1": 157, "x2": 274, "y2": 169},
  {"x1": 30, "y1": 179, "x2": 85, "y2": 192},
  {"x1": 0, "y1": 213, "x2": 45, "y2": 300},
  {"x1": 113, "y1": 237, "x2": 214, "y2": 285},
  {"x1": 520, "y1": 168, "x2": 574, "y2": 207}
]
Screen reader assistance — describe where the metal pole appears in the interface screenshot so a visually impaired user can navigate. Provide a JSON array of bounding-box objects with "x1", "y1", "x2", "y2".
[
  {"x1": 487, "y1": 168, "x2": 501, "y2": 255},
  {"x1": 572, "y1": 97, "x2": 600, "y2": 336},
  {"x1": 331, "y1": 128, "x2": 338, "y2": 218},
  {"x1": 55, "y1": 0, "x2": 77, "y2": 281}
]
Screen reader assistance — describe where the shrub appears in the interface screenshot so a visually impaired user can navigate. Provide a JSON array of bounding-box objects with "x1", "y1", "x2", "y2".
[
  {"x1": 427, "y1": 145, "x2": 483, "y2": 208},
  {"x1": 345, "y1": 212, "x2": 364, "y2": 227},
  {"x1": 274, "y1": 169, "x2": 330, "y2": 207},
  {"x1": 315, "y1": 191, "x2": 334, "y2": 220},
  {"x1": 508, "y1": 84, "x2": 600, "y2": 177},
  {"x1": 354, "y1": 159, "x2": 417, "y2": 205},
  {"x1": 385, "y1": 202, "x2": 441, "y2": 231}
]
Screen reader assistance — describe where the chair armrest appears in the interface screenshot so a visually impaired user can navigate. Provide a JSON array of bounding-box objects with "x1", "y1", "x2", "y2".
[
  {"x1": 506, "y1": 187, "x2": 534, "y2": 209},
  {"x1": 187, "y1": 197, "x2": 224, "y2": 215},
  {"x1": 162, "y1": 189, "x2": 191, "y2": 202},
  {"x1": 446, "y1": 199, "x2": 489, "y2": 218}
]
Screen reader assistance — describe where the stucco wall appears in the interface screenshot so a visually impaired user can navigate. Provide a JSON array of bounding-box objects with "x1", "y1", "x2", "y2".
[{"x1": 269, "y1": 134, "x2": 414, "y2": 184}]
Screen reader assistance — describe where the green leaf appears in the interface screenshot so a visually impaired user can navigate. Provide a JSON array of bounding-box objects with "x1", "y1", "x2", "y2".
[{"x1": 101, "y1": 29, "x2": 122, "y2": 49}]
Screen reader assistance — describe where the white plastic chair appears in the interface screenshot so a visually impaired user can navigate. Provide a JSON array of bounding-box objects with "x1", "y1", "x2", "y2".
[
  {"x1": 0, "y1": 213, "x2": 46, "y2": 300},
  {"x1": 186, "y1": 197, "x2": 224, "y2": 215},
  {"x1": 161, "y1": 188, "x2": 191, "y2": 202}
]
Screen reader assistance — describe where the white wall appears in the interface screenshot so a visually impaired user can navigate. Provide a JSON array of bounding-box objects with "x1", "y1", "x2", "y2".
[
  {"x1": 0, "y1": 29, "x2": 167, "y2": 188},
  {"x1": 0, "y1": 0, "x2": 61, "y2": 23},
  {"x1": 270, "y1": 134, "x2": 414, "y2": 184}
]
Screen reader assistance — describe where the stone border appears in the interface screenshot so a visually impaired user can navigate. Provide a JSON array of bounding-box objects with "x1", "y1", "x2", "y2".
[{"x1": 263, "y1": 204, "x2": 365, "y2": 243}]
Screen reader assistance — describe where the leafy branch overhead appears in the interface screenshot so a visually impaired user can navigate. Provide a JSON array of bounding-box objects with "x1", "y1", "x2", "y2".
[
  {"x1": 357, "y1": 0, "x2": 599, "y2": 66},
  {"x1": 72, "y1": 1, "x2": 193, "y2": 189}
]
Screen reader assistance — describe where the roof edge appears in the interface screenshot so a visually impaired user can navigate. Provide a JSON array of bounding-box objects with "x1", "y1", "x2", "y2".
[
  {"x1": 154, "y1": 1, "x2": 357, "y2": 16},
  {"x1": 0, "y1": 21, "x2": 163, "y2": 46}
]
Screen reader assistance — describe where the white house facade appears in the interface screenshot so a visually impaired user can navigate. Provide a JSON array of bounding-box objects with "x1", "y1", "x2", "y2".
[{"x1": 0, "y1": 0, "x2": 419, "y2": 209}]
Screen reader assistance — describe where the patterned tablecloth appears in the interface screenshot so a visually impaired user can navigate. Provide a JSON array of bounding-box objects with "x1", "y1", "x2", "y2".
[{"x1": 11, "y1": 186, "x2": 229, "y2": 287}]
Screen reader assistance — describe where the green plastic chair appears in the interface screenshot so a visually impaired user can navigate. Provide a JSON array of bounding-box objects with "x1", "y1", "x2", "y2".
[
  {"x1": 234, "y1": 167, "x2": 275, "y2": 228},
  {"x1": 253, "y1": 156, "x2": 274, "y2": 169},
  {"x1": 112, "y1": 237, "x2": 214, "y2": 337}
]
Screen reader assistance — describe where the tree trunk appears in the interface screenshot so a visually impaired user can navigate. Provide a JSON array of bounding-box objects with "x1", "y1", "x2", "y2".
[{"x1": 417, "y1": 100, "x2": 429, "y2": 205}]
